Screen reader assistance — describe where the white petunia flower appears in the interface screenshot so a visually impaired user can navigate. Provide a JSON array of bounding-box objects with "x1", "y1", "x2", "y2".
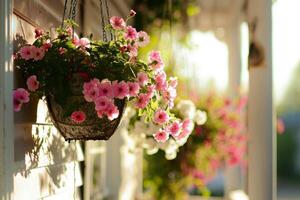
[
  {"x1": 175, "y1": 136, "x2": 189, "y2": 146},
  {"x1": 194, "y1": 110, "x2": 207, "y2": 125},
  {"x1": 176, "y1": 100, "x2": 196, "y2": 119},
  {"x1": 165, "y1": 151, "x2": 177, "y2": 160},
  {"x1": 143, "y1": 138, "x2": 159, "y2": 155}
]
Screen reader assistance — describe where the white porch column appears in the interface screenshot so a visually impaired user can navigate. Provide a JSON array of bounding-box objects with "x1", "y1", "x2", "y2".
[
  {"x1": 247, "y1": 0, "x2": 275, "y2": 200},
  {"x1": 106, "y1": 133, "x2": 123, "y2": 200},
  {"x1": 224, "y1": 17, "x2": 243, "y2": 198},
  {"x1": 0, "y1": 0, "x2": 14, "y2": 199}
]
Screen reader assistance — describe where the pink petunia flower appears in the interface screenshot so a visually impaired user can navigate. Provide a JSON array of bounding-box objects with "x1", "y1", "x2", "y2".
[
  {"x1": 42, "y1": 40, "x2": 52, "y2": 51},
  {"x1": 26, "y1": 75, "x2": 39, "y2": 92},
  {"x1": 175, "y1": 129, "x2": 190, "y2": 140},
  {"x1": 13, "y1": 88, "x2": 30, "y2": 112},
  {"x1": 94, "y1": 96, "x2": 112, "y2": 111},
  {"x1": 174, "y1": 119, "x2": 194, "y2": 140},
  {"x1": 163, "y1": 86, "x2": 177, "y2": 108},
  {"x1": 79, "y1": 38, "x2": 90, "y2": 48},
  {"x1": 32, "y1": 47, "x2": 45, "y2": 61},
  {"x1": 148, "y1": 51, "x2": 164, "y2": 71},
  {"x1": 58, "y1": 47, "x2": 67, "y2": 55},
  {"x1": 83, "y1": 82, "x2": 100, "y2": 102},
  {"x1": 98, "y1": 80, "x2": 114, "y2": 98},
  {"x1": 136, "y1": 31, "x2": 150, "y2": 47},
  {"x1": 127, "y1": 82, "x2": 140, "y2": 97},
  {"x1": 72, "y1": 33, "x2": 80, "y2": 46},
  {"x1": 127, "y1": 44, "x2": 138, "y2": 58},
  {"x1": 134, "y1": 93, "x2": 150, "y2": 109},
  {"x1": 124, "y1": 26, "x2": 137, "y2": 40},
  {"x1": 97, "y1": 110, "x2": 105, "y2": 118},
  {"x1": 19, "y1": 46, "x2": 34, "y2": 60},
  {"x1": 84, "y1": 88, "x2": 99, "y2": 102},
  {"x1": 153, "y1": 109, "x2": 169, "y2": 125},
  {"x1": 34, "y1": 28, "x2": 43, "y2": 38},
  {"x1": 227, "y1": 146, "x2": 243, "y2": 166},
  {"x1": 146, "y1": 84, "x2": 156, "y2": 98},
  {"x1": 83, "y1": 79, "x2": 101, "y2": 102},
  {"x1": 112, "y1": 81, "x2": 129, "y2": 99},
  {"x1": 13, "y1": 97, "x2": 22, "y2": 112},
  {"x1": 167, "y1": 121, "x2": 182, "y2": 137},
  {"x1": 169, "y1": 77, "x2": 178, "y2": 88},
  {"x1": 149, "y1": 51, "x2": 163, "y2": 61},
  {"x1": 71, "y1": 111, "x2": 86, "y2": 123},
  {"x1": 182, "y1": 118, "x2": 194, "y2": 132},
  {"x1": 153, "y1": 129, "x2": 169, "y2": 143},
  {"x1": 13, "y1": 88, "x2": 30, "y2": 104},
  {"x1": 110, "y1": 16, "x2": 126, "y2": 30},
  {"x1": 130, "y1": 9, "x2": 136, "y2": 17},
  {"x1": 137, "y1": 72, "x2": 148, "y2": 86},
  {"x1": 119, "y1": 45, "x2": 127, "y2": 53},
  {"x1": 155, "y1": 71, "x2": 167, "y2": 92},
  {"x1": 105, "y1": 103, "x2": 120, "y2": 120}
]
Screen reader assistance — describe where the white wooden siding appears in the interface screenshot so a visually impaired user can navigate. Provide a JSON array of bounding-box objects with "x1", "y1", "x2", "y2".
[
  {"x1": 10, "y1": 0, "x2": 133, "y2": 199},
  {"x1": 12, "y1": 1, "x2": 84, "y2": 199}
]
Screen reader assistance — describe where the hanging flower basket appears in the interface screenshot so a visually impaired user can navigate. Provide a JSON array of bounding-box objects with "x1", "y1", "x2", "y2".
[
  {"x1": 46, "y1": 94, "x2": 126, "y2": 141},
  {"x1": 13, "y1": 11, "x2": 182, "y2": 141}
]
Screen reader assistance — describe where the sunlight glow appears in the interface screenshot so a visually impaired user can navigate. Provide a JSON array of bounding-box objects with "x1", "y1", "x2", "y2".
[
  {"x1": 273, "y1": 0, "x2": 300, "y2": 104},
  {"x1": 174, "y1": 31, "x2": 228, "y2": 92}
]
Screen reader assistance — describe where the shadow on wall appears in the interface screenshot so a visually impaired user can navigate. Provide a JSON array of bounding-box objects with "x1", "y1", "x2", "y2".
[{"x1": 13, "y1": 20, "x2": 82, "y2": 193}]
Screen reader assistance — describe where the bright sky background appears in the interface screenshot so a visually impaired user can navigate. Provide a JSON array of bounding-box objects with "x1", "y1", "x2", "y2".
[{"x1": 272, "y1": 0, "x2": 300, "y2": 104}]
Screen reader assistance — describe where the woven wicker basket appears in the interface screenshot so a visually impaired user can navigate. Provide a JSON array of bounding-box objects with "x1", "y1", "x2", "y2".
[
  {"x1": 46, "y1": 73, "x2": 126, "y2": 141},
  {"x1": 47, "y1": 95, "x2": 126, "y2": 141}
]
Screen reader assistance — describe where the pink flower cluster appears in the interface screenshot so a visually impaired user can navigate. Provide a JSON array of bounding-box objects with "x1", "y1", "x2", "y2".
[
  {"x1": 26, "y1": 75, "x2": 39, "y2": 92},
  {"x1": 153, "y1": 113, "x2": 194, "y2": 143},
  {"x1": 83, "y1": 78, "x2": 140, "y2": 120},
  {"x1": 19, "y1": 45, "x2": 45, "y2": 61},
  {"x1": 109, "y1": 13, "x2": 150, "y2": 58},
  {"x1": 72, "y1": 36, "x2": 90, "y2": 49},
  {"x1": 13, "y1": 75, "x2": 40, "y2": 112},
  {"x1": 149, "y1": 51, "x2": 164, "y2": 71},
  {"x1": 154, "y1": 71, "x2": 177, "y2": 108},
  {"x1": 13, "y1": 11, "x2": 181, "y2": 146},
  {"x1": 13, "y1": 88, "x2": 30, "y2": 112}
]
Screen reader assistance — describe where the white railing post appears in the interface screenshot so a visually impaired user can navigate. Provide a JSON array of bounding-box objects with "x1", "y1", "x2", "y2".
[
  {"x1": 224, "y1": 17, "x2": 243, "y2": 198},
  {"x1": 247, "y1": 0, "x2": 275, "y2": 199},
  {"x1": 0, "y1": 0, "x2": 14, "y2": 199}
]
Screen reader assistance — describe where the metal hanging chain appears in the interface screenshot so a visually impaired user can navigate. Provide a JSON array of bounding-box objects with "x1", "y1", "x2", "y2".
[
  {"x1": 71, "y1": 0, "x2": 77, "y2": 21},
  {"x1": 61, "y1": 0, "x2": 77, "y2": 28},
  {"x1": 99, "y1": 0, "x2": 113, "y2": 42},
  {"x1": 99, "y1": 0, "x2": 107, "y2": 42},
  {"x1": 61, "y1": 0, "x2": 68, "y2": 28},
  {"x1": 68, "y1": 0, "x2": 74, "y2": 19},
  {"x1": 104, "y1": 0, "x2": 113, "y2": 40}
]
